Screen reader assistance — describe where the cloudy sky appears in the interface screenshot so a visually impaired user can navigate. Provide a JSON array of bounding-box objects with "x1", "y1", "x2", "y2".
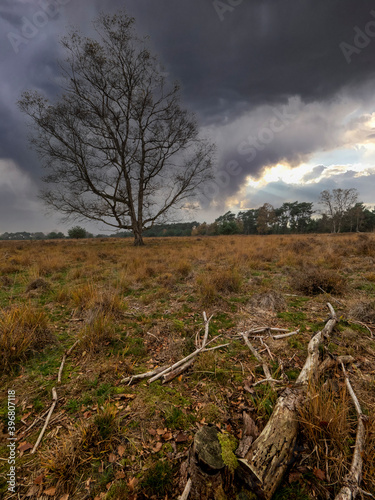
[{"x1": 1, "y1": 0, "x2": 375, "y2": 233}]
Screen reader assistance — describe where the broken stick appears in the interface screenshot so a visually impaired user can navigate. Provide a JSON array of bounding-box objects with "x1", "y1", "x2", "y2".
[{"x1": 31, "y1": 387, "x2": 58, "y2": 454}]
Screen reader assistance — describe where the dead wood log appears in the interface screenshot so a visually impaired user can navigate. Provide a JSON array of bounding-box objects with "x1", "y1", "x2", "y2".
[
  {"x1": 335, "y1": 363, "x2": 367, "y2": 500},
  {"x1": 236, "y1": 412, "x2": 259, "y2": 459},
  {"x1": 238, "y1": 303, "x2": 338, "y2": 500}
]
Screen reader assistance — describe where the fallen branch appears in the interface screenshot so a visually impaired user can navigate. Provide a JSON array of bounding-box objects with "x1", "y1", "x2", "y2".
[
  {"x1": 163, "y1": 359, "x2": 195, "y2": 383},
  {"x1": 147, "y1": 313, "x2": 228, "y2": 384},
  {"x1": 31, "y1": 387, "x2": 58, "y2": 454},
  {"x1": 335, "y1": 363, "x2": 367, "y2": 500},
  {"x1": 238, "y1": 303, "x2": 338, "y2": 500},
  {"x1": 57, "y1": 339, "x2": 80, "y2": 384},
  {"x1": 121, "y1": 366, "x2": 168, "y2": 384},
  {"x1": 318, "y1": 355, "x2": 355, "y2": 377}
]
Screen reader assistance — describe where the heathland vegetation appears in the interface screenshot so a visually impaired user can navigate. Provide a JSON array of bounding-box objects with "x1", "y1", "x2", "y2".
[{"x1": 0, "y1": 233, "x2": 374, "y2": 498}]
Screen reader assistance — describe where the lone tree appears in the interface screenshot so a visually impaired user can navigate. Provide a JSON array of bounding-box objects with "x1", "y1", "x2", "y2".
[
  {"x1": 19, "y1": 12, "x2": 214, "y2": 246},
  {"x1": 319, "y1": 188, "x2": 358, "y2": 233}
]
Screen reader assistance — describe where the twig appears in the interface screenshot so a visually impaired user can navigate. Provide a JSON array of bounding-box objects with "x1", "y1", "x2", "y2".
[
  {"x1": 334, "y1": 362, "x2": 366, "y2": 500},
  {"x1": 260, "y1": 338, "x2": 274, "y2": 360},
  {"x1": 252, "y1": 378, "x2": 285, "y2": 387},
  {"x1": 350, "y1": 320, "x2": 374, "y2": 338},
  {"x1": 148, "y1": 312, "x2": 214, "y2": 384},
  {"x1": 31, "y1": 387, "x2": 58, "y2": 454},
  {"x1": 242, "y1": 334, "x2": 273, "y2": 384},
  {"x1": 179, "y1": 478, "x2": 192, "y2": 500},
  {"x1": 57, "y1": 355, "x2": 66, "y2": 384},
  {"x1": 272, "y1": 330, "x2": 300, "y2": 339},
  {"x1": 18, "y1": 408, "x2": 51, "y2": 436},
  {"x1": 58, "y1": 339, "x2": 80, "y2": 384}
]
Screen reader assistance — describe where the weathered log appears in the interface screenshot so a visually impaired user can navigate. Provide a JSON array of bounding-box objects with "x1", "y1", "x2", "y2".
[
  {"x1": 236, "y1": 412, "x2": 259, "y2": 459},
  {"x1": 238, "y1": 303, "x2": 338, "y2": 500}
]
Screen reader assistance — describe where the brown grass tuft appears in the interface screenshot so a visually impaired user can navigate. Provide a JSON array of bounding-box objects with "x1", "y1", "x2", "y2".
[
  {"x1": 78, "y1": 312, "x2": 119, "y2": 352},
  {"x1": 290, "y1": 266, "x2": 346, "y2": 296},
  {"x1": 249, "y1": 290, "x2": 286, "y2": 312},
  {"x1": 0, "y1": 304, "x2": 52, "y2": 371},
  {"x1": 349, "y1": 301, "x2": 375, "y2": 323}
]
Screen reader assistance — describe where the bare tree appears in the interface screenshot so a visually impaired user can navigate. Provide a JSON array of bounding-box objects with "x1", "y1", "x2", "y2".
[
  {"x1": 319, "y1": 188, "x2": 358, "y2": 233},
  {"x1": 18, "y1": 12, "x2": 214, "y2": 246}
]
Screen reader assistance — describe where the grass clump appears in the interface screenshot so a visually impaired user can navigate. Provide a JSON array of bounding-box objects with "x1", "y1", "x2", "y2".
[
  {"x1": 78, "y1": 312, "x2": 119, "y2": 352},
  {"x1": 42, "y1": 405, "x2": 118, "y2": 494},
  {"x1": 291, "y1": 266, "x2": 346, "y2": 296},
  {"x1": 0, "y1": 304, "x2": 52, "y2": 371},
  {"x1": 141, "y1": 460, "x2": 174, "y2": 496}
]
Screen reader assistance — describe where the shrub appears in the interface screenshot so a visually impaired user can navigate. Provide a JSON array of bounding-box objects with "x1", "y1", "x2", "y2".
[{"x1": 68, "y1": 226, "x2": 87, "y2": 239}]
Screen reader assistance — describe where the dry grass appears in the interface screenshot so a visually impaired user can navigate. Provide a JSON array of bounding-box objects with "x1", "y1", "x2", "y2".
[
  {"x1": 290, "y1": 265, "x2": 347, "y2": 296},
  {"x1": 299, "y1": 379, "x2": 375, "y2": 495},
  {"x1": 0, "y1": 233, "x2": 375, "y2": 498},
  {"x1": 0, "y1": 304, "x2": 52, "y2": 371}
]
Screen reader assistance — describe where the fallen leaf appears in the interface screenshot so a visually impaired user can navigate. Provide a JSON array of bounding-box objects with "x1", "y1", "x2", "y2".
[
  {"x1": 148, "y1": 428, "x2": 156, "y2": 436},
  {"x1": 152, "y1": 442, "x2": 163, "y2": 453},
  {"x1": 313, "y1": 468, "x2": 326, "y2": 481},
  {"x1": 44, "y1": 487, "x2": 57, "y2": 496},
  {"x1": 157, "y1": 428, "x2": 166, "y2": 435},
  {"x1": 289, "y1": 471, "x2": 302, "y2": 483},
  {"x1": 60, "y1": 495, "x2": 70, "y2": 500},
  {"x1": 127, "y1": 477, "x2": 139, "y2": 492},
  {"x1": 108, "y1": 453, "x2": 117, "y2": 463},
  {"x1": 118, "y1": 445, "x2": 126, "y2": 457},
  {"x1": 175, "y1": 431, "x2": 188, "y2": 443},
  {"x1": 115, "y1": 470, "x2": 126, "y2": 480},
  {"x1": 26, "y1": 485, "x2": 40, "y2": 497},
  {"x1": 120, "y1": 393, "x2": 136, "y2": 399},
  {"x1": 33, "y1": 474, "x2": 44, "y2": 485},
  {"x1": 106, "y1": 482, "x2": 113, "y2": 490},
  {"x1": 162, "y1": 431, "x2": 172, "y2": 441},
  {"x1": 18, "y1": 442, "x2": 33, "y2": 452}
]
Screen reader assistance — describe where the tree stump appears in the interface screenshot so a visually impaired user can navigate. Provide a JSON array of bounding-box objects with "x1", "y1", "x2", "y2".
[{"x1": 182, "y1": 425, "x2": 226, "y2": 500}]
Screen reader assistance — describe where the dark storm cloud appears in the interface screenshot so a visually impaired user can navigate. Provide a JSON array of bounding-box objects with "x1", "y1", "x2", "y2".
[{"x1": 1, "y1": 0, "x2": 375, "y2": 231}]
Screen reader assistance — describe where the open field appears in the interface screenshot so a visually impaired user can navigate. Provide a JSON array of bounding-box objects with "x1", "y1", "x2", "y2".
[{"x1": 1, "y1": 233, "x2": 375, "y2": 499}]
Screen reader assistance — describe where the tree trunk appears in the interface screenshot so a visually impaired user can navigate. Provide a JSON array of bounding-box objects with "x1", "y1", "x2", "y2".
[{"x1": 133, "y1": 225, "x2": 145, "y2": 246}]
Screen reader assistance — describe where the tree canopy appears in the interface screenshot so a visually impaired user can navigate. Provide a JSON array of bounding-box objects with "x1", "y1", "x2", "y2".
[{"x1": 19, "y1": 12, "x2": 214, "y2": 246}]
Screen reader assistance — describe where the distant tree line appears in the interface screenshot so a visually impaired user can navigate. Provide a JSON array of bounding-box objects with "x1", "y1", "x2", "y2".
[
  {"x1": 193, "y1": 190, "x2": 375, "y2": 236},
  {"x1": 1, "y1": 190, "x2": 374, "y2": 240}
]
